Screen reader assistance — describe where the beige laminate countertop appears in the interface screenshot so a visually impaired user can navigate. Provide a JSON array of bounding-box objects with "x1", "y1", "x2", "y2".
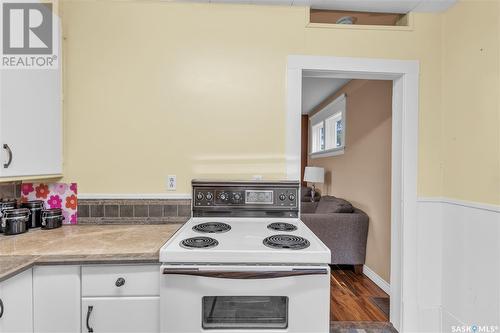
[{"x1": 0, "y1": 224, "x2": 181, "y2": 282}]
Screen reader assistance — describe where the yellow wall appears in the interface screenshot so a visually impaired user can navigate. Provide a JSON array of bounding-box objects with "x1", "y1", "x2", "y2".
[
  {"x1": 308, "y1": 80, "x2": 393, "y2": 282},
  {"x1": 60, "y1": 1, "x2": 444, "y2": 197},
  {"x1": 59, "y1": 0, "x2": 500, "y2": 282},
  {"x1": 441, "y1": 1, "x2": 500, "y2": 205},
  {"x1": 60, "y1": 0, "x2": 500, "y2": 205}
]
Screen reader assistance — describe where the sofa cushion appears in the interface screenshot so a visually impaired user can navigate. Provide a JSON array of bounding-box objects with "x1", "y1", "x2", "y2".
[
  {"x1": 315, "y1": 196, "x2": 354, "y2": 214},
  {"x1": 301, "y1": 201, "x2": 318, "y2": 214}
]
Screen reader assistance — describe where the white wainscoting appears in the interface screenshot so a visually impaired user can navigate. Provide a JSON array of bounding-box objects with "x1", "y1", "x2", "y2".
[
  {"x1": 417, "y1": 197, "x2": 500, "y2": 333},
  {"x1": 417, "y1": 198, "x2": 445, "y2": 332}
]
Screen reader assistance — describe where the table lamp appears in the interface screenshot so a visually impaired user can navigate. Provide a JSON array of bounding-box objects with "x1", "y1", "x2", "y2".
[{"x1": 303, "y1": 167, "x2": 325, "y2": 202}]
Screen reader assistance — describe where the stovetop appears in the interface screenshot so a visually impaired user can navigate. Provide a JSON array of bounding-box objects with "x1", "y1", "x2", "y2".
[{"x1": 159, "y1": 217, "x2": 331, "y2": 264}]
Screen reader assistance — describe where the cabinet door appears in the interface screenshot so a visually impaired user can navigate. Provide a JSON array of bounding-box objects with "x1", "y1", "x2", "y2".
[
  {"x1": 0, "y1": 68, "x2": 62, "y2": 177},
  {"x1": 82, "y1": 297, "x2": 159, "y2": 333},
  {"x1": 0, "y1": 269, "x2": 33, "y2": 333},
  {"x1": 33, "y1": 266, "x2": 80, "y2": 333}
]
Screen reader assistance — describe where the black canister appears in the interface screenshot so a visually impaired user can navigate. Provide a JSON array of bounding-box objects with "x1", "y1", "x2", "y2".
[
  {"x1": 21, "y1": 200, "x2": 45, "y2": 228},
  {"x1": 41, "y1": 208, "x2": 64, "y2": 229},
  {"x1": 0, "y1": 199, "x2": 18, "y2": 233},
  {"x1": 1, "y1": 208, "x2": 30, "y2": 235}
]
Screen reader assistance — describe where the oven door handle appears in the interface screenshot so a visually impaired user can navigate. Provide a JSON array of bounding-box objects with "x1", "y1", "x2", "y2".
[{"x1": 162, "y1": 268, "x2": 328, "y2": 279}]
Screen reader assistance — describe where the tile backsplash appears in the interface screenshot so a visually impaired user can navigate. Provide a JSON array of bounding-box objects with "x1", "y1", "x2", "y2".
[
  {"x1": 0, "y1": 182, "x2": 21, "y2": 199},
  {"x1": 1, "y1": 181, "x2": 189, "y2": 225},
  {"x1": 77, "y1": 199, "x2": 191, "y2": 224}
]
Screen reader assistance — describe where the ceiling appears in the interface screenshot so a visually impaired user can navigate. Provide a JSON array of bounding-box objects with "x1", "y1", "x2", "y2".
[
  {"x1": 176, "y1": 0, "x2": 456, "y2": 13},
  {"x1": 302, "y1": 77, "x2": 350, "y2": 114}
]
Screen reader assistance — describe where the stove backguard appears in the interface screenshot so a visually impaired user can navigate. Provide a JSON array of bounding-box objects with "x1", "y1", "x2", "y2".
[{"x1": 191, "y1": 180, "x2": 299, "y2": 218}]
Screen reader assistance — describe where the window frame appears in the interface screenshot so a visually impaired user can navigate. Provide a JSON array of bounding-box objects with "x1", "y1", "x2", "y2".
[{"x1": 309, "y1": 93, "x2": 346, "y2": 158}]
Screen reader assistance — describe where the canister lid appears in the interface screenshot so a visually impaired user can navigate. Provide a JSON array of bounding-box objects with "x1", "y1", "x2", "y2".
[
  {"x1": 21, "y1": 200, "x2": 45, "y2": 209},
  {"x1": 0, "y1": 198, "x2": 17, "y2": 209},
  {"x1": 42, "y1": 208, "x2": 63, "y2": 217},
  {"x1": 2, "y1": 208, "x2": 30, "y2": 218}
]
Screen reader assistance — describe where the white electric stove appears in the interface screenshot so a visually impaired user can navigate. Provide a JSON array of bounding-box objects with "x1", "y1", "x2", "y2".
[
  {"x1": 160, "y1": 180, "x2": 331, "y2": 333},
  {"x1": 160, "y1": 217, "x2": 330, "y2": 264}
]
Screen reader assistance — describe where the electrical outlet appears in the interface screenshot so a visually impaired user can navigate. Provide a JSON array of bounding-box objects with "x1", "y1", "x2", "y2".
[{"x1": 167, "y1": 175, "x2": 176, "y2": 191}]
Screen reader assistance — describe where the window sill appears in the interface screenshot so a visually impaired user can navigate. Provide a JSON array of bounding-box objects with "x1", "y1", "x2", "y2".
[{"x1": 309, "y1": 148, "x2": 345, "y2": 159}]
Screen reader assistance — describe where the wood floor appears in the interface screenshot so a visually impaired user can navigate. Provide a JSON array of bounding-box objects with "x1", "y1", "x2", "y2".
[{"x1": 330, "y1": 265, "x2": 390, "y2": 322}]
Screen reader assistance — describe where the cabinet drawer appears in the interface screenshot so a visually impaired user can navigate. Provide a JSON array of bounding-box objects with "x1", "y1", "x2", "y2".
[
  {"x1": 82, "y1": 265, "x2": 159, "y2": 297},
  {"x1": 82, "y1": 297, "x2": 159, "y2": 333}
]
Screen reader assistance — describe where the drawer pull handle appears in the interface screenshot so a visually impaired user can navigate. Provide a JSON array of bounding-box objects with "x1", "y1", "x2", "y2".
[
  {"x1": 0, "y1": 298, "x2": 4, "y2": 318},
  {"x1": 86, "y1": 305, "x2": 93, "y2": 333},
  {"x1": 3, "y1": 144, "x2": 12, "y2": 169},
  {"x1": 115, "y1": 277, "x2": 125, "y2": 287}
]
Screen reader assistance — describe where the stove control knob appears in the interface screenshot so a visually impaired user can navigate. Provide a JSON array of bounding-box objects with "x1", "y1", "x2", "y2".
[
  {"x1": 279, "y1": 193, "x2": 286, "y2": 201},
  {"x1": 289, "y1": 194, "x2": 296, "y2": 201},
  {"x1": 206, "y1": 192, "x2": 213, "y2": 201},
  {"x1": 196, "y1": 192, "x2": 204, "y2": 201},
  {"x1": 219, "y1": 192, "x2": 228, "y2": 201},
  {"x1": 233, "y1": 193, "x2": 242, "y2": 201}
]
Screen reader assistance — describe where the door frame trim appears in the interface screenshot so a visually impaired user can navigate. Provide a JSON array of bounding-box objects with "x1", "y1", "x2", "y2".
[{"x1": 286, "y1": 55, "x2": 419, "y2": 331}]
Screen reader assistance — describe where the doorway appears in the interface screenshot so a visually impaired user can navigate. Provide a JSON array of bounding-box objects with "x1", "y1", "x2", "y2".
[
  {"x1": 301, "y1": 76, "x2": 393, "y2": 321},
  {"x1": 286, "y1": 56, "x2": 419, "y2": 332}
]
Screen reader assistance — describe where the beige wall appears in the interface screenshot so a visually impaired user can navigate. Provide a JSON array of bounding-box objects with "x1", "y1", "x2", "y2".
[
  {"x1": 441, "y1": 1, "x2": 500, "y2": 205},
  {"x1": 60, "y1": 1, "x2": 444, "y2": 197},
  {"x1": 60, "y1": 1, "x2": 499, "y2": 204},
  {"x1": 308, "y1": 80, "x2": 393, "y2": 282}
]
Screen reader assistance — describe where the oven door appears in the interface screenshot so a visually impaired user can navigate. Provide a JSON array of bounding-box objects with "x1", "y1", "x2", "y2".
[{"x1": 160, "y1": 265, "x2": 330, "y2": 333}]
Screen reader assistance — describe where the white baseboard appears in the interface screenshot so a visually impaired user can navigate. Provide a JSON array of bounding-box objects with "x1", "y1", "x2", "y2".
[{"x1": 363, "y1": 265, "x2": 391, "y2": 295}]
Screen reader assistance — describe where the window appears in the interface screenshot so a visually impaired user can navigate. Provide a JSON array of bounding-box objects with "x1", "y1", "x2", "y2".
[
  {"x1": 202, "y1": 296, "x2": 288, "y2": 329},
  {"x1": 311, "y1": 122, "x2": 324, "y2": 153},
  {"x1": 309, "y1": 94, "x2": 346, "y2": 158}
]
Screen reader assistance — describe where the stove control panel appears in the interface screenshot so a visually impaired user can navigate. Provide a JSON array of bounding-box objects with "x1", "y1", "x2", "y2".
[
  {"x1": 192, "y1": 181, "x2": 299, "y2": 213},
  {"x1": 193, "y1": 188, "x2": 297, "y2": 207},
  {"x1": 214, "y1": 190, "x2": 245, "y2": 205}
]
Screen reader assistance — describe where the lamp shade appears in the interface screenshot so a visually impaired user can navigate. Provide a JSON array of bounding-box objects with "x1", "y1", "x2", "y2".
[{"x1": 303, "y1": 167, "x2": 325, "y2": 184}]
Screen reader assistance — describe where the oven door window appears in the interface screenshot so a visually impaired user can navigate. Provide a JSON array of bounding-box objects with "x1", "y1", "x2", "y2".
[{"x1": 202, "y1": 296, "x2": 288, "y2": 330}]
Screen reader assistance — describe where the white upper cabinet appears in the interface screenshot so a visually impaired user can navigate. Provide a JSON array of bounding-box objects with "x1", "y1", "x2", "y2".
[
  {"x1": 0, "y1": 66, "x2": 62, "y2": 178},
  {"x1": 0, "y1": 3, "x2": 62, "y2": 179}
]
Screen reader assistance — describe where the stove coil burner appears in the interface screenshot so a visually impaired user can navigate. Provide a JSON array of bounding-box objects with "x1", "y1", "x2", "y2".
[
  {"x1": 267, "y1": 222, "x2": 298, "y2": 232},
  {"x1": 192, "y1": 222, "x2": 231, "y2": 234},
  {"x1": 263, "y1": 235, "x2": 310, "y2": 250},
  {"x1": 180, "y1": 236, "x2": 219, "y2": 249}
]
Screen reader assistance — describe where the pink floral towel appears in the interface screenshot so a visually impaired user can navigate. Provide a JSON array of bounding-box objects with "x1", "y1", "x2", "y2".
[{"x1": 20, "y1": 183, "x2": 78, "y2": 225}]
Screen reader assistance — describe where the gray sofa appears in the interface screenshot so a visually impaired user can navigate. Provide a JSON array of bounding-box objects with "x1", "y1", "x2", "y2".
[{"x1": 301, "y1": 196, "x2": 369, "y2": 271}]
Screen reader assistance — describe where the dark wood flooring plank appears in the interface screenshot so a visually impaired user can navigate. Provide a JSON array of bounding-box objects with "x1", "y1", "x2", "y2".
[{"x1": 331, "y1": 267, "x2": 390, "y2": 322}]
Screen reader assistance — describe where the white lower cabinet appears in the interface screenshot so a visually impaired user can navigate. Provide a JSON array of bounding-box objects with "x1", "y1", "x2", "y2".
[
  {"x1": 33, "y1": 266, "x2": 81, "y2": 333},
  {"x1": 81, "y1": 264, "x2": 160, "y2": 333},
  {"x1": 0, "y1": 269, "x2": 33, "y2": 333},
  {"x1": 81, "y1": 297, "x2": 160, "y2": 333},
  {"x1": 1, "y1": 264, "x2": 159, "y2": 333},
  {"x1": 81, "y1": 265, "x2": 159, "y2": 297}
]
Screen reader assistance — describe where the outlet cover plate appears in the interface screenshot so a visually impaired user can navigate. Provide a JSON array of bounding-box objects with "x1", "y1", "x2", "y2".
[{"x1": 167, "y1": 175, "x2": 176, "y2": 191}]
